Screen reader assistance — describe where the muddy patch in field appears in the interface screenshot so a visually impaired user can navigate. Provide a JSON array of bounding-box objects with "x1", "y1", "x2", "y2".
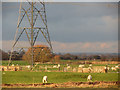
[{"x1": 2, "y1": 81, "x2": 120, "y2": 88}]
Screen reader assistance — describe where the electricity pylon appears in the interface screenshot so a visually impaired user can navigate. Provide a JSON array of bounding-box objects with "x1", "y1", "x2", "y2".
[{"x1": 8, "y1": 1, "x2": 53, "y2": 66}]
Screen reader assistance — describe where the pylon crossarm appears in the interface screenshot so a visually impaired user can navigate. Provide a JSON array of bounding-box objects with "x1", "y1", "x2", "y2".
[
  {"x1": 27, "y1": 2, "x2": 47, "y2": 27},
  {"x1": 20, "y1": 27, "x2": 45, "y2": 29}
]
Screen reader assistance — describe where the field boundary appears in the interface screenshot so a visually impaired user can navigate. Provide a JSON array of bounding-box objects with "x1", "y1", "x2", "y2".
[{"x1": 2, "y1": 81, "x2": 120, "y2": 88}]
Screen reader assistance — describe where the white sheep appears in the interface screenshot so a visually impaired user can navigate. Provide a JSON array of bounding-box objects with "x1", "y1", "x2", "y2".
[
  {"x1": 67, "y1": 64, "x2": 69, "y2": 66},
  {"x1": 107, "y1": 67, "x2": 110, "y2": 70},
  {"x1": 58, "y1": 64, "x2": 60, "y2": 68},
  {"x1": 104, "y1": 66, "x2": 107, "y2": 69},
  {"x1": 111, "y1": 67, "x2": 116, "y2": 71},
  {"x1": 115, "y1": 66, "x2": 119, "y2": 69},
  {"x1": 89, "y1": 64, "x2": 92, "y2": 67},
  {"x1": 87, "y1": 75, "x2": 92, "y2": 81},
  {"x1": 67, "y1": 66, "x2": 71, "y2": 69},
  {"x1": 53, "y1": 65, "x2": 57, "y2": 68},
  {"x1": 12, "y1": 64, "x2": 14, "y2": 66},
  {"x1": 26, "y1": 65, "x2": 30, "y2": 69},
  {"x1": 79, "y1": 65, "x2": 84, "y2": 68},
  {"x1": 42, "y1": 76, "x2": 47, "y2": 83}
]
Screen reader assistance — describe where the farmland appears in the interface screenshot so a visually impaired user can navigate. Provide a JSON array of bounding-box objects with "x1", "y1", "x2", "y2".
[
  {"x1": 2, "y1": 71, "x2": 118, "y2": 84},
  {"x1": 1, "y1": 60, "x2": 120, "y2": 88}
]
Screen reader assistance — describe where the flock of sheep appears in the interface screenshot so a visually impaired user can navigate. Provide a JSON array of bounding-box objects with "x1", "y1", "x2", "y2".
[
  {"x1": 41, "y1": 64, "x2": 119, "y2": 84},
  {"x1": 16, "y1": 63, "x2": 120, "y2": 73},
  {"x1": 52, "y1": 63, "x2": 120, "y2": 73},
  {"x1": 2, "y1": 63, "x2": 119, "y2": 84},
  {"x1": 1, "y1": 63, "x2": 119, "y2": 73}
]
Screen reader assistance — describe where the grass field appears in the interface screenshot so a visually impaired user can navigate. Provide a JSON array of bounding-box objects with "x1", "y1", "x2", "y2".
[
  {"x1": 2, "y1": 60, "x2": 118, "y2": 66},
  {"x1": 1, "y1": 60, "x2": 120, "y2": 88},
  {"x1": 2, "y1": 61, "x2": 29, "y2": 66},
  {"x1": 2, "y1": 71, "x2": 118, "y2": 84}
]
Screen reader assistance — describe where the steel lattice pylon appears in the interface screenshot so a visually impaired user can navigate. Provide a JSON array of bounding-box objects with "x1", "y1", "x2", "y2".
[{"x1": 8, "y1": 1, "x2": 53, "y2": 66}]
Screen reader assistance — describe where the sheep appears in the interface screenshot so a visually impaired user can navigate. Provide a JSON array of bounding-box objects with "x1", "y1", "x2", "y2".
[
  {"x1": 115, "y1": 65, "x2": 119, "y2": 69},
  {"x1": 88, "y1": 67, "x2": 93, "y2": 72},
  {"x1": 42, "y1": 76, "x2": 47, "y2": 83},
  {"x1": 12, "y1": 64, "x2": 14, "y2": 66},
  {"x1": 79, "y1": 65, "x2": 84, "y2": 68},
  {"x1": 67, "y1": 66, "x2": 71, "y2": 69},
  {"x1": 53, "y1": 65, "x2": 57, "y2": 68},
  {"x1": 104, "y1": 66, "x2": 107, "y2": 69},
  {"x1": 26, "y1": 65, "x2": 30, "y2": 69},
  {"x1": 58, "y1": 64, "x2": 61, "y2": 71},
  {"x1": 87, "y1": 75, "x2": 92, "y2": 81},
  {"x1": 98, "y1": 68, "x2": 103, "y2": 73},
  {"x1": 67, "y1": 64, "x2": 69, "y2": 67},
  {"x1": 82, "y1": 67, "x2": 92, "y2": 73},
  {"x1": 58, "y1": 64, "x2": 60, "y2": 68},
  {"x1": 107, "y1": 67, "x2": 110, "y2": 70},
  {"x1": 111, "y1": 67, "x2": 116, "y2": 71},
  {"x1": 89, "y1": 64, "x2": 92, "y2": 67}
]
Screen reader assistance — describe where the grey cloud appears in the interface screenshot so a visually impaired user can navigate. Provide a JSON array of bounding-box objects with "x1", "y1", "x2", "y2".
[{"x1": 2, "y1": 2, "x2": 118, "y2": 43}]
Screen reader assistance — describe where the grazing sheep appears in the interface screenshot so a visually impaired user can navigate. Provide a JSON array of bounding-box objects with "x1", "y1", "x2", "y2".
[
  {"x1": 79, "y1": 65, "x2": 84, "y2": 68},
  {"x1": 107, "y1": 67, "x2": 110, "y2": 70},
  {"x1": 98, "y1": 68, "x2": 103, "y2": 73},
  {"x1": 111, "y1": 67, "x2": 116, "y2": 71},
  {"x1": 67, "y1": 66, "x2": 71, "y2": 69},
  {"x1": 104, "y1": 66, "x2": 107, "y2": 69},
  {"x1": 82, "y1": 68, "x2": 91, "y2": 73},
  {"x1": 58, "y1": 64, "x2": 60, "y2": 68},
  {"x1": 115, "y1": 66, "x2": 119, "y2": 69},
  {"x1": 67, "y1": 64, "x2": 69, "y2": 66},
  {"x1": 12, "y1": 64, "x2": 14, "y2": 66},
  {"x1": 42, "y1": 76, "x2": 47, "y2": 83},
  {"x1": 58, "y1": 64, "x2": 61, "y2": 71},
  {"x1": 89, "y1": 64, "x2": 92, "y2": 67},
  {"x1": 53, "y1": 65, "x2": 57, "y2": 68},
  {"x1": 87, "y1": 75, "x2": 92, "y2": 81},
  {"x1": 26, "y1": 65, "x2": 30, "y2": 69}
]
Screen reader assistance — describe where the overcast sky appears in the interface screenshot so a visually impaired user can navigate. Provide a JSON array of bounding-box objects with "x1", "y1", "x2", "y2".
[{"x1": 1, "y1": 2, "x2": 118, "y2": 53}]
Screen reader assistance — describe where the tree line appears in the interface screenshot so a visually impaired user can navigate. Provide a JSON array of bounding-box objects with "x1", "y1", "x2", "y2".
[{"x1": 0, "y1": 49, "x2": 118, "y2": 61}]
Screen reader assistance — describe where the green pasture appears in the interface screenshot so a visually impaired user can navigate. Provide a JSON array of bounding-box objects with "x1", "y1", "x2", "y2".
[
  {"x1": 2, "y1": 60, "x2": 118, "y2": 66},
  {"x1": 2, "y1": 61, "x2": 29, "y2": 66},
  {"x1": 2, "y1": 71, "x2": 119, "y2": 84}
]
